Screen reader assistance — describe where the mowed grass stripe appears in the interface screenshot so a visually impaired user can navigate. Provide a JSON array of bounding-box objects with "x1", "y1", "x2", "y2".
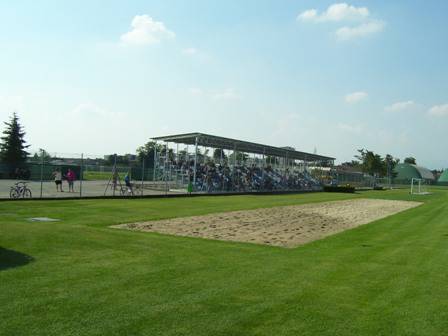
[{"x1": 1, "y1": 188, "x2": 448, "y2": 335}]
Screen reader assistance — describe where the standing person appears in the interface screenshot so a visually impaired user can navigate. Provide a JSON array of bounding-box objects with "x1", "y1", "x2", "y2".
[
  {"x1": 187, "y1": 170, "x2": 193, "y2": 195},
  {"x1": 206, "y1": 173, "x2": 212, "y2": 193},
  {"x1": 52, "y1": 168, "x2": 63, "y2": 192},
  {"x1": 124, "y1": 172, "x2": 133, "y2": 195},
  {"x1": 66, "y1": 169, "x2": 76, "y2": 192}
]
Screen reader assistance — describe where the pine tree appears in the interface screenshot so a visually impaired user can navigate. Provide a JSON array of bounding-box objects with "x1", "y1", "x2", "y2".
[{"x1": 0, "y1": 112, "x2": 30, "y2": 166}]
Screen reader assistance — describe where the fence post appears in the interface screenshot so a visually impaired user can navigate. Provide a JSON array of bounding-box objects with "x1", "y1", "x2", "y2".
[
  {"x1": 153, "y1": 142, "x2": 157, "y2": 182},
  {"x1": 193, "y1": 137, "x2": 199, "y2": 192},
  {"x1": 40, "y1": 150, "x2": 44, "y2": 198},
  {"x1": 112, "y1": 154, "x2": 117, "y2": 197},
  {"x1": 165, "y1": 144, "x2": 168, "y2": 195},
  {"x1": 79, "y1": 153, "x2": 84, "y2": 198},
  {"x1": 141, "y1": 158, "x2": 144, "y2": 196}
]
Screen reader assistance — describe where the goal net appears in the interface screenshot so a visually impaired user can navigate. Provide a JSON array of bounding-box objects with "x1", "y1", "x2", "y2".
[{"x1": 410, "y1": 178, "x2": 431, "y2": 195}]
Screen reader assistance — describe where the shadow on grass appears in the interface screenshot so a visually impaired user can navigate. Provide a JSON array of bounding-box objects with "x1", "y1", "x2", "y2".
[{"x1": 0, "y1": 247, "x2": 34, "y2": 271}]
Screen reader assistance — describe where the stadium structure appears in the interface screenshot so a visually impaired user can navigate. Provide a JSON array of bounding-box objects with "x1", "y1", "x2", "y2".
[
  {"x1": 151, "y1": 132, "x2": 335, "y2": 193},
  {"x1": 393, "y1": 163, "x2": 435, "y2": 184}
]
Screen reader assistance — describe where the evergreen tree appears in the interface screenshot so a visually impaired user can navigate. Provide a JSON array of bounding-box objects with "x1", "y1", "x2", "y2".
[
  {"x1": 0, "y1": 112, "x2": 30, "y2": 166},
  {"x1": 355, "y1": 149, "x2": 399, "y2": 178},
  {"x1": 136, "y1": 141, "x2": 164, "y2": 168},
  {"x1": 404, "y1": 157, "x2": 416, "y2": 165},
  {"x1": 213, "y1": 148, "x2": 227, "y2": 161}
]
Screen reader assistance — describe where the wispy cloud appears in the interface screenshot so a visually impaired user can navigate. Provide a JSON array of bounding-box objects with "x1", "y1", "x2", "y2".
[
  {"x1": 384, "y1": 100, "x2": 415, "y2": 112},
  {"x1": 120, "y1": 15, "x2": 175, "y2": 46},
  {"x1": 428, "y1": 104, "x2": 448, "y2": 117},
  {"x1": 212, "y1": 88, "x2": 240, "y2": 101},
  {"x1": 187, "y1": 87, "x2": 204, "y2": 96},
  {"x1": 298, "y1": 3, "x2": 384, "y2": 41},
  {"x1": 345, "y1": 91, "x2": 368, "y2": 104},
  {"x1": 182, "y1": 47, "x2": 198, "y2": 55},
  {"x1": 181, "y1": 47, "x2": 212, "y2": 62},
  {"x1": 187, "y1": 88, "x2": 241, "y2": 101},
  {"x1": 73, "y1": 102, "x2": 106, "y2": 116},
  {"x1": 298, "y1": 3, "x2": 369, "y2": 23},
  {"x1": 72, "y1": 102, "x2": 119, "y2": 119},
  {"x1": 337, "y1": 122, "x2": 363, "y2": 134},
  {"x1": 336, "y1": 20, "x2": 385, "y2": 40}
]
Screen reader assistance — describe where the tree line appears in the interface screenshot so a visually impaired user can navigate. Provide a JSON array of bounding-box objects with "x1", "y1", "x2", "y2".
[
  {"x1": 0, "y1": 112, "x2": 423, "y2": 177},
  {"x1": 341, "y1": 150, "x2": 420, "y2": 178}
]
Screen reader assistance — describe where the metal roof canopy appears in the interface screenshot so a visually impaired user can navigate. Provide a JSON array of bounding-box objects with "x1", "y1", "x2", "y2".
[{"x1": 152, "y1": 132, "x2": 335, "y2": 162}]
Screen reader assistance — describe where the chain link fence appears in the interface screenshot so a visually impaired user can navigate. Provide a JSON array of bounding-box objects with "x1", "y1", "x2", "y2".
[
  {"x1": 0, "y1": 152, "x2": 174, "y2": 199},
  {"x1": 0, "y1": 151, "x2": 430, "y2": 200}
]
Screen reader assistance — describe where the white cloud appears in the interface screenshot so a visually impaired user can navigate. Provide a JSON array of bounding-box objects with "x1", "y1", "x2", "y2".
[
  {"x1": 182, "y1": 47, "x2": 198, "y2": 55},
  {"x1": 385, "y1": 100, "x2": 415, "y2": 112},
  {"x1": 298, "y1": 9, "x2": 318, "y2": 21},
  {"x1": 187, "y1": 88, "x2": 240, "y2": 101},
  {"x1": 337, "y1": 122, "x2": 363, "y2": 134},
  {"x1": 428, "y1": 104, "x2": 448, "y2": 117},
  {"x1": 72, "y1": 102, "x2": 109, "y2": 118},
  {"x1": 345, "y1": 91, "x2": 368, "y2": 104},
  {"x1": 336, "y1": 20, "x2": 385, "y2": 40},
  {"x1": 297, "y1": 3, "x2": 384, "y2": 41},
  {"x1": 298, "y1": 3, "x2": 369, "y2": 22},
  {"x1": 212, "y1": 88, "x2": 240, "y2": 101},
  {"x1": 188, "y1": 87, "x2": 203, "y2": 96},
  {"x1": 120, "y1": 15, "x2": 175, "y2": 46},
  {"x1": 182, "y1": 47, "x2": 211, "y2": 62}
]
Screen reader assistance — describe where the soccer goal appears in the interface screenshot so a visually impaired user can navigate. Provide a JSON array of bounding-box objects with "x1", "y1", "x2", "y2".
[{"x1": 410, "y1": 178, "x2": 431, "y2": 195}]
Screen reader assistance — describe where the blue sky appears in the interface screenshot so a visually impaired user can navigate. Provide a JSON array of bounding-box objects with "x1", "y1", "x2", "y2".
[{"x1": 0, "y1": 1, "x2": 447, "y2": 168}]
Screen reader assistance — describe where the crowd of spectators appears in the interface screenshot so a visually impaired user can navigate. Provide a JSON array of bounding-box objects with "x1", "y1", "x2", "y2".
[{"x1": 158, "y1": 159, "x2": 322, "y2": 193}]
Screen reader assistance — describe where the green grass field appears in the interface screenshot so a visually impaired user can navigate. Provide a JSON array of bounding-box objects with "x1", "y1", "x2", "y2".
[
  {"x1": 82, "y1": 171, "x2": 127, "y2": 181},
  {"x1": 1, "y1": 188, "x2": 448, "y2": 335}
]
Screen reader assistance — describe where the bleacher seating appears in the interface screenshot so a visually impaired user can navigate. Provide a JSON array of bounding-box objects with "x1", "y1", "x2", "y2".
[{"x1": 155, "y1": 159, "x2": 322, "y2": 193}]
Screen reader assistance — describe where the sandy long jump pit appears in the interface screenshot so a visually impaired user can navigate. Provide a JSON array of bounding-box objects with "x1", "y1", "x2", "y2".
[{"x1": 114, "y1": 199, "x2": 421, "y2": 248}]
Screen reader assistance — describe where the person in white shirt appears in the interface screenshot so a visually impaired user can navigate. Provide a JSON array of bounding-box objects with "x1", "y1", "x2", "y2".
[{"x1": 52, "y1": 168, "x2": 63, "y2": 192}]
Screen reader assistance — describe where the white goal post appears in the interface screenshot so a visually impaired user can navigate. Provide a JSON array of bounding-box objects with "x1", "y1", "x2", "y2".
[{"x1": 410, "y1": 178, "x2": 431, "y2": 195}]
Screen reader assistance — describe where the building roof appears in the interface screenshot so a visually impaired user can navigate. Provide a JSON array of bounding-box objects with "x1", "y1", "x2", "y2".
[
  {"x1": 152, "y1": 132, "x2": 335, "y2": 162},
  {"x1": 415, "y1": 165, "x2": 435, "y2": 180},
  {"x1": 438, "y1": 169, "x2": 448, "y2": 183},
  {"x1": 394, "y1": 163, "x2": 435, "y2": 181}
]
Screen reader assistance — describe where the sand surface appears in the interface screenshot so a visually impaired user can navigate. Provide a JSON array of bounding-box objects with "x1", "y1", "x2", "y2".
[{"x1": 113, "y1": 199, "x2": 421, "y2": 248}]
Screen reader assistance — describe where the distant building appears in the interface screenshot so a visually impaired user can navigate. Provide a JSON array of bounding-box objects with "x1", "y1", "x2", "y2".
[
  {"x1": 438, "y1": 169, "x2": 448, "y2": 186},
  {"x1": 394, "y1": 163, "x2": 435, "y2": 183}
]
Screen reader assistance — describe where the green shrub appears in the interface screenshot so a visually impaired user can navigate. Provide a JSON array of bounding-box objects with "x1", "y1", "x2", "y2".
[{"x1": 323, "y1": 185, "x2": 355, "y2": 193}]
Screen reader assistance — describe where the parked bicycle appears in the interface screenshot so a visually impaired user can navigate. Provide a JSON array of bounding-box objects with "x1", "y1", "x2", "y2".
[{"x1": 10, "y1": 181, "x2": 32, "y2": 199}]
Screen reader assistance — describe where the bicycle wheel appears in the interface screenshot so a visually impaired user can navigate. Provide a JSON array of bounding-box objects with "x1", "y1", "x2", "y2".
[
  {"x1": 24, "y1": 188, "x2": 32, "y2": 198},
  {"x1": 10, "y1": 188, "x2": 19, "y2": 199}
]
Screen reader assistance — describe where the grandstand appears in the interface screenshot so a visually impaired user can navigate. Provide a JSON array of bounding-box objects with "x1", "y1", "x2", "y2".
[{"x1": 151, "y1": 132, "x2": 335, "y2": 193}]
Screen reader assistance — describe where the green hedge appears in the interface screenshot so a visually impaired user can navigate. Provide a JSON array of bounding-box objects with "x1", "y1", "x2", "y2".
[{"x1": 323, "y1": 185, "x2": 355, "y2": 193}]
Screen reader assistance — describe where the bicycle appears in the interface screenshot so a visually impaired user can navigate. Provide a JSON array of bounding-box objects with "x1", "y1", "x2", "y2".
[{"x1": 10, "y1": 181, "x2": 32, "y2": 199}]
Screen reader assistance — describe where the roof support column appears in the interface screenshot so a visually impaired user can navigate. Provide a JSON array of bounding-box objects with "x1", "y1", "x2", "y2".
[
  {"x1": 153, "y1": 141, "x2": 158, "y2": 182},
  {"x1": 233, "y1": 144, "x2": 237, "y2": 167},
  {"x1": 193, "y1": 136, "x2": 198, "y2": 188},
  {"x1": 165, "y1": 143, "x2": 169, "y2": 193},
  {"x1": 262, "y1": 148, "x2": 265, "y2": 168}
]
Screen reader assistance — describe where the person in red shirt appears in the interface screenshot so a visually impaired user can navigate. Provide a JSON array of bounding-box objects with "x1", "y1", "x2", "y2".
[{"x1": 66, "y1": 169, "x2": 76, "y2": 192}]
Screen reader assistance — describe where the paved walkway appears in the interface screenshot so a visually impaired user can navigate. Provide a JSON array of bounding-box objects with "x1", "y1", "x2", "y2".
[{"x1": 0, "y1": 180, "x2": 184, "y2": 199}]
